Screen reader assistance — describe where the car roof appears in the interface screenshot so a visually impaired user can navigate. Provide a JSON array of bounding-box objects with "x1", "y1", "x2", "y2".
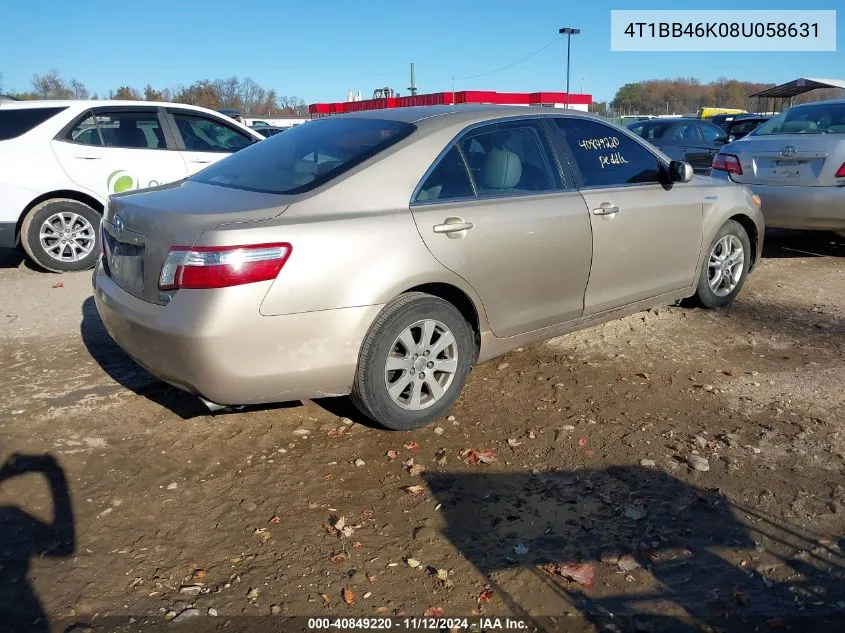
[
  {"x1": 636, "y1": 117, "x2": 700, "y2": 124},
  {"x1": 0, "y1": 99, "x2": 238, "y2": 115},
  {"x1": 331, "y1": 104, "x2": 610, "y2": 128}
]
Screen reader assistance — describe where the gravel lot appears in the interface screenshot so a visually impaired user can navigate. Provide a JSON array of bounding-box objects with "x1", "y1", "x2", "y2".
[{"x1": 1, "y1": 231, "x2": 843, "y2": 633}]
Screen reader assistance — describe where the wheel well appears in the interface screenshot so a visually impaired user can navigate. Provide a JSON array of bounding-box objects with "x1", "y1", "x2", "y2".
[
  {"x1": 729, "y1": 214, "x2": 758, "y2": 270},
  {"x1": 16, "y1": 190, "x2": 104, "y2": 241},
  {"x1": 407, "y1": 282, "x2": 481, "y2": 357}
]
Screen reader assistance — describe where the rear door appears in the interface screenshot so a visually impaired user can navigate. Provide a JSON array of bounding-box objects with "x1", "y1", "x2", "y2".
[
  {"x1": 409, "y1": 118, "x2": 592, "y2": 338},
  {"x1": 165, "y1": 109, "x2": 256, "y2": 175},
  {"x1": 50, "y1": 106, "x2": 187, "y2": 198},
  {"x1": 551, "y1": 116, "x2": 703, "y2": 315}
]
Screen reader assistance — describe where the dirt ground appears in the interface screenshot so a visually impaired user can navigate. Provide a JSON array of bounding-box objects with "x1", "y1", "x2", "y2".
[{"x1": 1, "y1": 231, "x2": 843, "y2": 633}]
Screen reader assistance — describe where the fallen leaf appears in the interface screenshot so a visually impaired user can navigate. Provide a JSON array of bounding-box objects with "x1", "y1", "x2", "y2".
[
  {"x1": 320, "y1": 593, "x2": 331, "y2": 606},
  {"x1": 361, "y1": 508, "x2": 375, "y2": 519},
  {"x1": 578, "y1": 438, "x2": 588, "y2": 447},
  {"x1": 435, "y1": 449, "x2": 447, "y2": 466},
  {"x1": 460, "y1": 448, "x2": 498, "y2": 465},
  {"x1": 386, "y1": 450, "x2": 399, "y2": 461},
  {"x1": 478, "y1": 587, "x2": 494, "y2": 603},
  {"x1": 376, "y1": 606, "x2": 389, "y2": 614},
  {"x1": 403, "y1": 441, "x2": 420, "y2": 451},
  {"x1": 352, "y1": 541, "x2": 363, "y2": 549},
  {"x1": 253, "y1": 527, "x2": 271, "y2": 542},
  {"x1": 367, "y1": 575, "x2": 379, "y2": 584},
  {"x1": 342, "y1": 587, "x2": 355, "y2": 605},
  {"x1": 52, "y1": 282, "x2": 64, "y2": 288},
  {"x1": 507, "y1": 438, "x2": 522, "y2": 448},
  {"x1": 268, "y1": 516, "x2": 281, "y2": 525},
  {"x1": 328, "y1": 427, "x2": 346, "y2": 438},
  {"x1": 190, "y1": 569, "x2": 206, "y2": 581},
  {"x1": 542, "y1": 562, "x2": 595, "y2": 587},
  {"x1": 409, "y1": 464, "x2": 427, "y2": 477},
  {"x1": 403, "y1": 485, "x2": 426, "y2": 495},
  {"x1": 424, "y1": 607, "x2": 444, "y2": 617},
  {"x1": 435, "y1": 568, "x2": 449, "y2": 582},
  {"x1": 406, "y1": 558, "x2": 421, "y2": 568},
  {"x1": 403, "y1": 457, "x2": 415, "y2": 467},
  {"x1": 329, "y1": 552, "x2": 348, "y2": 563},
  {"x1": 363, "y1": 591, "x2": 372, "y2": 599}
]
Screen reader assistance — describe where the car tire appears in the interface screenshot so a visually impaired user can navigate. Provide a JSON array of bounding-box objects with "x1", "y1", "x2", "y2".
[
  {"x1": 352, "y1": 292, "x2": 475, "y2": 431},
  {"x1": 21, "y1": 199, "x2": 101, "y2": 273},
  {"x1": 694, "y1": 219, "x2": 751, "y2": 309}
]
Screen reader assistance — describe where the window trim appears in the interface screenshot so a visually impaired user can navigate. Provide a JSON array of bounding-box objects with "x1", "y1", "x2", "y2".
[
  {"x1": 164, "y1": 107, "x2": 257, "y2": 153},
  {"x1": 410, "y1": 115, "x2": 573, "y2": 207},
  {"x1": 547, "y1": 114, "x2": 672, "y2": 191},
  {"x1": 55, "y1": 105, "x2": 177, "y2": 151}
]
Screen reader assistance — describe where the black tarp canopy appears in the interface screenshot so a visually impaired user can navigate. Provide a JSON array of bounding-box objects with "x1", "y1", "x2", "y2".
[{"x1": 749, "y1": 77, "x2": 845, "y2": 113}]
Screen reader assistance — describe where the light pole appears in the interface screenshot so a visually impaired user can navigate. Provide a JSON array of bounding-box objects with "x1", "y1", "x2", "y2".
[{"x1": 559, "y1": 27, "x2": 580, "y2": 109}]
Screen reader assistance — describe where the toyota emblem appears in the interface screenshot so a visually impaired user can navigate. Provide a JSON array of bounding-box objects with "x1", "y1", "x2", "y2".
[{"x1": 781, "y1": 145, "x2": 797, "y2": 158}]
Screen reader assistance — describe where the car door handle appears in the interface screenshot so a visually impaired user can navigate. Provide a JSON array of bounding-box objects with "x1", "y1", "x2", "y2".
[
  {"x1": 73, "y1": 154, "x2": 102, "y2": 160},
  {"x1": 433, "y1": 219, "x2": 474, "y2": 234},
  {"x1": 592, "y1": 205, "x2": 619, "y2": 216},
  {"x1": 189, "y1": 158, "x2": 212, "y2": 164}
]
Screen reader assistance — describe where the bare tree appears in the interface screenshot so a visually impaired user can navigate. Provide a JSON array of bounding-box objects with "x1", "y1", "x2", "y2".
[
  {"x1": 112, "y1": 86, "x2": 142, "y2": 100},
  {"x1": 70, "y1": 79, "x2": 89, "y2": 100},
  {"x1": 31, "y1": 71, "x2": 73, "y2": 99}
]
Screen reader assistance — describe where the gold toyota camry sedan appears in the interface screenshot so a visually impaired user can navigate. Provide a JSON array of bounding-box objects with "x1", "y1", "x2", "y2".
[{"x1": 93, "y1": 106, "x2": 764, "y2": 430}]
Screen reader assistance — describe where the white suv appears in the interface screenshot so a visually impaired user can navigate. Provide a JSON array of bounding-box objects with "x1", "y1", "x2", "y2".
[{"x1": 0, "y1": 100, "x2": 265, "y2": 272}]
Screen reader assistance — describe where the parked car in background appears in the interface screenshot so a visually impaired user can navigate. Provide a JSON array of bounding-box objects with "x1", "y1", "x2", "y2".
[
  {"x1": 711, "y1": 99, "x2": 845, "y2": 234},
  {"x1": 707, "y1": 113, "x2": 743, "y2": 130},
  {"x1": 93, "y1": 106, "x2": 763, "y2": 430},
  {"x1": 252, "y1": 125, "x2": 286, "y2": 138},
  {"x1": 627, "y1": 117, "x2": 728, "y2": 172},
  {"x1": 725, "y1": 114, "x2": 770, "y2": 142},
  {"x1": 0, "y1": 100, "x2": 263, "y2": 272}
]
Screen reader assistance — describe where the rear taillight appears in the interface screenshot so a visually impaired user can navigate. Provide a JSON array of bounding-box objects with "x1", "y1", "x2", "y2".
[
  {"x1": 159, "y1": 243, "x2": 291, "y2": 291},
  {"x1": 835, "y1": 162, "x2": 845, "y2": 178},
  {"x1": 712, "y1": 153, "x2": 743, "y2": 175}
]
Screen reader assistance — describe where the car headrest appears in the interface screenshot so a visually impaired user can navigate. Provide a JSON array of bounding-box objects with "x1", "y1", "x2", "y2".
[
  {"x1": 481, "y1": 149, "x2": 522, "y2": 190},
  {"x1": 781, "y1": 120, "x2": 817, "y2": 133}
]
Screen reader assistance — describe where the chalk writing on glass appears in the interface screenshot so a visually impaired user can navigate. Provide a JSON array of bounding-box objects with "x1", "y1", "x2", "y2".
[
  {"x1": 578, "y1": 136, "x2": 621, "y2": 151},
  {"x1": 599, "y1": 152, "x2": 629, "y2": 168}
]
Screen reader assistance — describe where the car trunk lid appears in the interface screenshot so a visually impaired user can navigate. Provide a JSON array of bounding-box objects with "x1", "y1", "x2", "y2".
[
  {"x1": 728, "y1": 135, "x2": 842, "y2": 187},
  {"x1": 102, "y1": 180, "x2": 294, "y2": 304}
]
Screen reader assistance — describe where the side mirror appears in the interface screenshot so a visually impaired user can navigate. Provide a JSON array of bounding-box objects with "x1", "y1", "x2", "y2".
[
  {"x1": 669, "y1": 160, "x2": 694, "y2": 183},
  {"x1": 726, "y1": 134, "x2": 736, "y2": 143},
  {"x1": 714, "y1": 136, "x2": 727, "y2": 145}
]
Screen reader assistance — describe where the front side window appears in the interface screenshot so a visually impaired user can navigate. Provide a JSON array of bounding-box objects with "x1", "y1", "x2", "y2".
[
  {"x1": 191, "y1": 117, "x2": 416, "y2": 194},
  {"x1": 89, "y1": 110, "x2": 166, "y2": 149},
  {"x1": 458, "y1": 121, "x2": 561, "y2": 194},
  {"x1": 555, "y1": 118, "x2": 662, "y2": 188},
  {"x1": 628, "y1": 121, "x2": 674, "y2": 141},
  {"x1": 415, "y1": 146, "x2": 475, "y2": 202},
  {"x1": 1, "y1": 106, "x2": 67, "y2": 141},
  {"x1": 172, "y1": 113, "x2": 253, "y2": 152},
  {"x1": 754, "y1": 102, "x2": 845, "y2": 135}
]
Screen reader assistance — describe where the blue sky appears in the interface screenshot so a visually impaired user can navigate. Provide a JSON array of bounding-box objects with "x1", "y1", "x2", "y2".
[{"x1": 0, "y1": 1, "x2": 842, "y2": 104}]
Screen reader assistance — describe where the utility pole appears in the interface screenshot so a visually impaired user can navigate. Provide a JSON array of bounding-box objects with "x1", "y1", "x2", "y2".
[
  {"x1": 408, "y1": 62, "x2": 418, "y2": 96},
  {"x1": 559, "y1": 27, "x2": 581, "y2": 109}
]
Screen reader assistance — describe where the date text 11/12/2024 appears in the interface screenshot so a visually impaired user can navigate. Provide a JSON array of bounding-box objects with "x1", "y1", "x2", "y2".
[{"x1": 307, "y1": 617, "x2": 529, "y2": 630}]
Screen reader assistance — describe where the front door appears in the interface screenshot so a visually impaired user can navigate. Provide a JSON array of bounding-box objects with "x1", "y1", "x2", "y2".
[
  {"x1": 166, "y1": 110, "x2": 255, "y2": 176},
  {"x1": 51, "y1": 107, "x2": 187, "y2": 198},
  {"x1": 409, "y1": 119, "x2": 592, "y2": 338},
  {"x1": 551, "y1": 117, "x2": 703, "y2": 315}
]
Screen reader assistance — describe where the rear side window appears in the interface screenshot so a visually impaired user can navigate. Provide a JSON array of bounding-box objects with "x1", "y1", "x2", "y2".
[
  {"x1": 192, "y1": 117, "x2": 416, "y2": 194},
  {"x1": 65, "y1": 110, "x2": 166, "y2": 149},
  {"x1": 0, "y1": 107, "x2": 67, "y2": 141},
  {"x1": 555, "y1": 118, "x2": 662, "y2": 188},
  {"x1": 458, "y1": 121, "x2": 561, "y2": 194},
  {"x1": 415, "y1": 146, "x2": 475, "y2": 202}
]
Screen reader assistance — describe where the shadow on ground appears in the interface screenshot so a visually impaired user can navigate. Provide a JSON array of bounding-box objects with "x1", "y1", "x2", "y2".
[
  {"x1": 762, "y1": 229, "x2": 844, "y2": 259},
  {"x1": 425, "y1": 467, "x2": 845, "y2": 632},
  {"x1": 0, "y1": 453, "x2": 75, "y2": 633}
]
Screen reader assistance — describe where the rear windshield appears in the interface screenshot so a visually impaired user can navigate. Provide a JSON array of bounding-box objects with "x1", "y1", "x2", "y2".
[
  {"x1": 627, "y1": 121, "x2": 675, "y2": 140},
  {"x1": 753, "y1": 102, "x2": 845, "y2": 135},
  {"x1": 0, "y1": 106, "x2": 67, "y2": 140},
  {"x1": 191, "y1": 117, "x2": 416, "y2": 194}
]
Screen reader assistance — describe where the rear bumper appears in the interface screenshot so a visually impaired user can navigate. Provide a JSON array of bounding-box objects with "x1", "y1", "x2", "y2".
[
  {"x1": 93, "y1": 262, "x2": 382, "y2": 405},
  {"x1": 0, "y1": 221, "x2": 17, "y2": 248},
  {"x1": 742, "y1": 182, "x2": 845, "y2": 230}
]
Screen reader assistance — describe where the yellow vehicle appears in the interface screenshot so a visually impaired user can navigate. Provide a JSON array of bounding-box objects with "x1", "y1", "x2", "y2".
[{"x1": 699, "y1": 107, "x2": 747, "y2": 119}]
